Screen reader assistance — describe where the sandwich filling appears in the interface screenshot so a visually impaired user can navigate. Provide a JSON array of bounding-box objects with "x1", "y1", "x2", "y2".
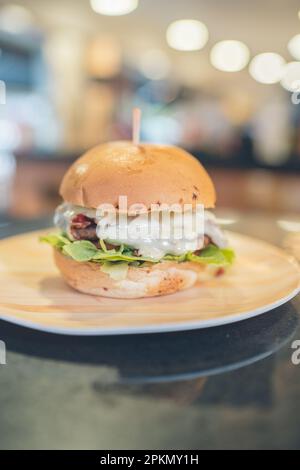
[{"x1": 41, "y1": 203, "x2": 234, "y2": 279}]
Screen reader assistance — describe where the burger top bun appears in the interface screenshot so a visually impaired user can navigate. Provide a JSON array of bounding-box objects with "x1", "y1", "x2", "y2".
[{"x1": 60, "y1": 141, "x2": 216, "y2": 211}]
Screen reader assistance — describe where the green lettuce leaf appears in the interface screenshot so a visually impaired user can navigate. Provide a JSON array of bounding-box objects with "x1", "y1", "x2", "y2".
[
  {"x1": 162, "y1": 253, "x2": 188, "y2": 262},
  {"x1": 100, "y1": 261, "x2": 129, "y2": 281},
  {"x1": 40, "y1": 233, "x2": 157, "y2": 263},
  {"x1": 92, "y1": 250, "x2": 157, "y2": 263},
  {"x1": 187, "y1": 245, "x2": 235, "y2": 266},
  {"x1": 40, "y1": 233, "x2": 235, "y2": 267},
  {"x1": 40, "y1": 233, "x2": 71, "y2": 249},
  {"x1": 62, "y1": 240, "x2": 98, "y2": 262}
]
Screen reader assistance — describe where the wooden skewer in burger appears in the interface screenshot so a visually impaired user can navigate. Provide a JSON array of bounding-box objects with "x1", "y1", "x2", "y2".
[{"x1": 41, "y1": 109, "x2": 234, "y2": 298}]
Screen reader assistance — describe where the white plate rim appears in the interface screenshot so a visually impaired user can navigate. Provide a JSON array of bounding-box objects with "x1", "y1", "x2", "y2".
[{"x1": 0, "y1": 284, "x2": 299, "y2": 336}]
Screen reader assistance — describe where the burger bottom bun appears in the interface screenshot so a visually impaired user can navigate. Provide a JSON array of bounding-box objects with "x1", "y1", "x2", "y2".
[{"x1": 54, "y1": 249, "x2": 222, "y2": 299}]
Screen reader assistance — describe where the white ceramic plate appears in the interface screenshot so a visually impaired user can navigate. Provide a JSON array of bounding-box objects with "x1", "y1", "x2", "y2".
[{"x1": 0, "y1": 230, "x2": 299, "y2": 335}]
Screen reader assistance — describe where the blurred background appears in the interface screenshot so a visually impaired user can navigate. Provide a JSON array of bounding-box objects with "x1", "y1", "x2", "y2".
[{"x1": 0, "y1": 0, "x2": 300, "y2": 219}]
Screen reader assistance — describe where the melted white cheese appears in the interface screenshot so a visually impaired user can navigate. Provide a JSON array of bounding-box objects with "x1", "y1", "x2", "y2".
[
  {"x1": 54, "y1": 203, "x2": 227, "y2": 259},
  {"x1": 97, "y1": 211, "x2": 203, "y2": 260},
  {"x1": 203, "y1": 211, "x2": 228, "y2": 249}
]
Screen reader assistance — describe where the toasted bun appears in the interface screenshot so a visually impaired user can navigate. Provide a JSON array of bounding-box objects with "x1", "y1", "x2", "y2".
[
  {"x1": 54, "y1": 249, "x2": 220, "y2": 299},
  {"x1": 60, "y1": 141, "x2": 216, "y2": 210}
]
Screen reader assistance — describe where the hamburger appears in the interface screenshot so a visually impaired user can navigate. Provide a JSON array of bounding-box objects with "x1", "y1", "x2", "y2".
[{"x1": 41, "y1": 140, "x2": 234, "y2": 298}]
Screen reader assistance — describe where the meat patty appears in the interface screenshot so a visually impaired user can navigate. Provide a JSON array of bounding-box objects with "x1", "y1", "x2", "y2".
[{"x1": 70, "y1": 214, "x2": 98, "y2": 241}]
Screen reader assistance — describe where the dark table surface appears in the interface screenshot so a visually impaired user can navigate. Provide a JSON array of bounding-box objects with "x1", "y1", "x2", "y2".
[{"x1": 0, "y1": 210, "x2": 300, "y2": 450}]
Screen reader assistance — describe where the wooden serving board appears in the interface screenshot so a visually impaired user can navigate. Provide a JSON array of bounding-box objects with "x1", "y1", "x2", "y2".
[{"x1": 0, "y1": 230, "x2": 299, "y2": 335}]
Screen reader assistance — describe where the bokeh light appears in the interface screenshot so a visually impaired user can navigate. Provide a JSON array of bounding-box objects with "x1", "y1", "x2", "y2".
[
  {"x1": 0, "y1": 120, "x2": 21, "y2": 151},
  {"x1": 166, "y1": 19, "x2": 208, "y2": 51},
  {"x1": 138, "y1": 49, "x2": 171, "y2": 80},
  {"x1": 210, "y1": 40, "x2": 250, "y2": 72},
  {"x1": 280, "y1": 61, "x2": 300, "y2": 91},
  {"x1": 288, "y1": 34, "x2": 300, "y2": 60},
  {"x1": 249, "y1": 53, "x2": 285, "y2": 84},
  {"x1": 143, "y1": 115, "x2": 181, "y2": 144},
  {"x1": 0, "y1": 4, "x2": 34, "y2": 34},
  {"x1": 86, "y1": 35, "x2": 122, "y2": 78},
  {"x1": 90, "y1": 0, "x2": 138, "y2": 16}
]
